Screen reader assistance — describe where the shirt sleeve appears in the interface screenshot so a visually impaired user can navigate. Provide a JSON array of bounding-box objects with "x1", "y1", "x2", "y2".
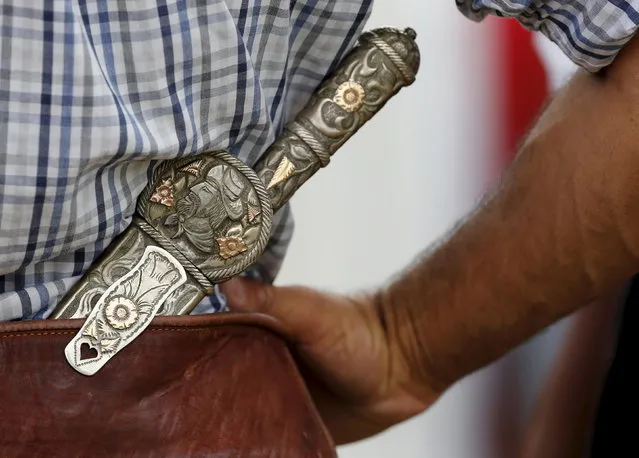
[{"x1": 456, "y1": 0, "x2": 639, "y2": 72}]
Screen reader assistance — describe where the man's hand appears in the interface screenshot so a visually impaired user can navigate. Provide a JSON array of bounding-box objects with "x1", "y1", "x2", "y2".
[
  {"x1": 219, "y1": 278, "x2": 440, "y2": 445},
  {"x1": 220, "y1": 31, "x2": 639, "y2": 448}
]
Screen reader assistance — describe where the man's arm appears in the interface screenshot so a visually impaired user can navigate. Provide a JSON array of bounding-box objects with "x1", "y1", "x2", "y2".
[
  {"x1": 376, "y1": 37, "x2": 639, "y2": 394},
  {"x1": 221, "y1": 30, "x2": 639, "y2": 445}
]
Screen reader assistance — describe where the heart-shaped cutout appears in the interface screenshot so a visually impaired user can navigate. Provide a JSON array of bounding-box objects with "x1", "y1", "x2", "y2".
[
  {"x1": 80, "y1": 342, "x2": 99, "y2": 361},
  {"x1": 72, "y1": 338, "x2": 100, "y2": 365}
]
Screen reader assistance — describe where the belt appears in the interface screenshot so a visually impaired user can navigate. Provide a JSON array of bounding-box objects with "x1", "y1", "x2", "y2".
[{"x1": 49, "y1": 27, "x2": 421, "y2": 376}]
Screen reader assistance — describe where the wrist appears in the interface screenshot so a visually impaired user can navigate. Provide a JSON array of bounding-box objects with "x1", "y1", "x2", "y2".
[{"x1": 369, "y1": 286, "x2": 447, "y2": 416}]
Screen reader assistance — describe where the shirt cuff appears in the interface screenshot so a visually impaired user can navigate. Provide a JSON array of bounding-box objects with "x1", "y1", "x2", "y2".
[{"x1": 456, "y1": 0, "x2": 639, "y2": 72}]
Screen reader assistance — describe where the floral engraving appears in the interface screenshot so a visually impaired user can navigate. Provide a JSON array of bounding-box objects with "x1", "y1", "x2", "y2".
[
  {"x1": 50, "y1": 226, "x2": 206, "y2": 319},
  {"x1": 104, "y1": 296, "x2": 139, "y2": 330},
  {"x1": 65, "y1": 246, "x2": 188, "y2": 375},
  {"x1": 254, "y1": 27, "x2": 420, "y2": 212},
  {"x1": 138, "y1": 152, "x2": 272, "y2": 283}
]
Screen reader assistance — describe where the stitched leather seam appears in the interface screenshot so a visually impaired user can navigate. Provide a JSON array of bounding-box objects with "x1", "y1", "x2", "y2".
[
  {"x1": 1, "y1": 331, "x2": 76, "y2": 338},
  {"x1": 0, "y1": 326, "x2": 269, "y2": 339}
]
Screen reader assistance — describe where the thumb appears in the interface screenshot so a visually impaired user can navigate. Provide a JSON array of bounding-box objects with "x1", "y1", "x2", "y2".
[{"x1": 219, "y1": 277, "x2": 334, "y2": 344}]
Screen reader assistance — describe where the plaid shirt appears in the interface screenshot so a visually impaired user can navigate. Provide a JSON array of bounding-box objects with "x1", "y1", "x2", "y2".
[
  {"x1": 0, "y1": 0, "x2": 371, "y2": 321},
  {"x1": 457, "y1": 0, "x2": 639, "y2": 72},
  {"x1": 2, "y1": 0, "x2": 638, "y2": 323}
]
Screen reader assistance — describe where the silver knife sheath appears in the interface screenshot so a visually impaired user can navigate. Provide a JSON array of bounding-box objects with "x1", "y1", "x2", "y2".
[{"x1": 52, "y1": 27, "x2": 421, "y2": 375}]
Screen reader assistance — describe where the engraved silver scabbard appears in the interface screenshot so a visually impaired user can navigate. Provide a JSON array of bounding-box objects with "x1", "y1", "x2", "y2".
[{"x1": 52, "y1": 27, "x2": 420, "y2": 375}]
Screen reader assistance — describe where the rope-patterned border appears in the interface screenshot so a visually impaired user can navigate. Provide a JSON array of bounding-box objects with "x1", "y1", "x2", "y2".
[
  {"x1": 135, "y1": 150, "x2": 273, "y2": 285},
  {"x1": 361, "y1": 29, "x2": 416, "y2": 84},
  {"x1": 288, "y1": 122, "x2": 331, "y2": 168},
  {"x1": 134, "y1": 218, "x2": 214, "y2": 290}
]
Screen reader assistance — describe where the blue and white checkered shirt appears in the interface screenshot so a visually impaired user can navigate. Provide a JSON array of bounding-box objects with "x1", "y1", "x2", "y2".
[
  {"x1": 457, "y1": 0, "x2": 639, "y2": 72},
  {"x1": 0, "y1": 0, "x2": 372, "y2": 321}
]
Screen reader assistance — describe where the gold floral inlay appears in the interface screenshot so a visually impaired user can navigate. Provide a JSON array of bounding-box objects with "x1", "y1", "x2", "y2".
[
  {"x1": 217, "y1": 235, "x2": 248, "y2": 259},
  {"x1": 150, "y1": 178, "x2": 175, "y2": 207},
  {"x1": 334, "y1": 81, "x2": 365, "y2": 112}
]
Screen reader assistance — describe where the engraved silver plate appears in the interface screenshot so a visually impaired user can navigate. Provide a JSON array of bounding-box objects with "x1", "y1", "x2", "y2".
[
  {"x1": 137, "y1": 151, "x2": 273, "y2": 285},
  {"x1": 65, "y1": 246, "x2": 187, "y2": 375}
]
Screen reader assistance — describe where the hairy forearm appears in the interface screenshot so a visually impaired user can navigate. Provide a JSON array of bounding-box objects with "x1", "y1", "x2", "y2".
[{"x1": 377, "y1": 37, "x2": 639, "y2": 396}]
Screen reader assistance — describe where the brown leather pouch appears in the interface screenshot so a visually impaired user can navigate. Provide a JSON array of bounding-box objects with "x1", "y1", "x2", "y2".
[{"x1": 0, "y1": 313, "x2": 336, "y2": 457}]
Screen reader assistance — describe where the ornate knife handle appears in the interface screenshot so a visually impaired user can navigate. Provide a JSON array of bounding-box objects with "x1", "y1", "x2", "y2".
[
  {"x1": 53, "y1": 27, "x2": 420, "y2": 375},
  {"x1": 254, "y1": 27, "x2": 420, "y2": 212}
]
